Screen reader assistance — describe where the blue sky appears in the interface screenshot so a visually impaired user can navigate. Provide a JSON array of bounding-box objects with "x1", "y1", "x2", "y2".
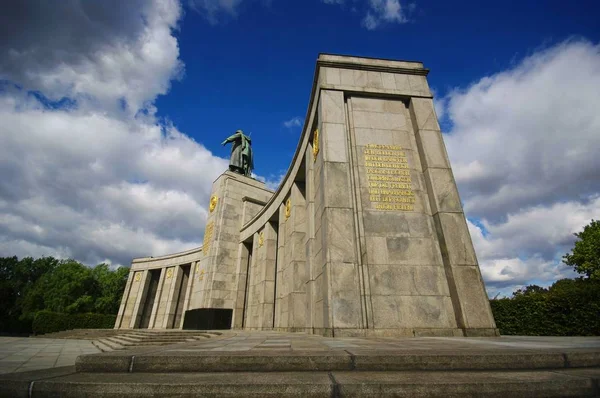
[
  {"x1": 0, "y1": 0, "x2": 599, "y2": 297},
  {"x1": 157, "y1": 0, "x2": 599, "y2": 177}
]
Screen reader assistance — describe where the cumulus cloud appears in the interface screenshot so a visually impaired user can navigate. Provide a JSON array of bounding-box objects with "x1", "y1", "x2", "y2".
[
  {"x1": 0, "y1": 0, "x2": 183, "y2": 115},
  {"x1": 441, "y1": 39, "x2": 600, "y2": 296},
  {"x1": 0, "y1": 0, "x2": 229, "y2": 266}
]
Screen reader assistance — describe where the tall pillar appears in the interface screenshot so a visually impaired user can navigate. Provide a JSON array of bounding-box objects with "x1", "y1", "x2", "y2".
[
  {"x1": 181, "y1": 261, "x2": 198, "y2": 325},
  {"x1": 409, "y1": 97, "x2": 498, "y2": 336},
  {"x1": 162, "y1": 266, "x2": 183, "y2": 329},
  {"x1": 317, "y1": 89, "x2": 365, "y2": 336},
  {"x1": 232, "y1": 243, "x2": 251, "y2": 329},
  {"x1": 114, "y1": 271, "x2": 134, "y2": 329},
  {"x1": 129, "y1": 269, "x2": 151, "y2": 329},
  {"x1": 148, "y1": 268, "x2": 166, "y2": 329}
]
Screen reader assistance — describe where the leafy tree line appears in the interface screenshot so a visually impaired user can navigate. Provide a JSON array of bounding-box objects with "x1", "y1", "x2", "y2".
[
  {"x1": 491, "y1": 220, "x2": 600, "y2": 335},
  {"x1": 0, "y1": 256, "x2": 128, "y2": 334}
]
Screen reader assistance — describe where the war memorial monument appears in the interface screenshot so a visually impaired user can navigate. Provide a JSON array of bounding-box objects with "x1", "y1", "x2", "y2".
[
  {"x1": 114, "y1": 53, "x2": 499, "y2": 337},
  {"x1": 3, "y1": 54, "x2": 599, "y2": 397}
]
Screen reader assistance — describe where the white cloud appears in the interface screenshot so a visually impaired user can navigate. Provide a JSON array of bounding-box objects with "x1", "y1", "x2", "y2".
[
  {"x1": 188, "y1": 0, "x2": 245, "y2": 24},
  {"x1": 363, "y1": 0, "x2": 408, "y2": 30},
  {"x1": 321, "y1": 0, "x2": 412, "y2": 30},
  {"x1": 0, "y1": 0, "x2": 230, "y2": 266},
  {"x1": 283, "y1": 116, "x2": 303, "y2": 129},
  {"x1": 0, "y1": 0, "x2": 183, "y2": 115},
  {"x1": 440, "y1": 39, "x2": 600, "y2": 296}
]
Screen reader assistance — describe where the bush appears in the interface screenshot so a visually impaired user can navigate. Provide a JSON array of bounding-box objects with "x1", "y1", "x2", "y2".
[
  {"x1": 32, "y1": 310, "x2": 116, "y2": 335},
  {"x1": 491, "y1": 278, "x2": 600, "y2": 336}
]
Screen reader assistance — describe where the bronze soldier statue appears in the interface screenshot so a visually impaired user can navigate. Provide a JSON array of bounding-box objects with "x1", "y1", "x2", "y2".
[{"x1": 221, "y1": 130, "x2": 254, "y2": 177}]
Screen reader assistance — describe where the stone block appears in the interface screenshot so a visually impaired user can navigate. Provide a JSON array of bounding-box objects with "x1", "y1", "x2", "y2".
[
  {"x1": 324, "y1": 208, "x2": 356, "y2": 263},
  {"x1": 416, "y1": 129, "x2": 451, "y2": 170},
  {"x1": 425, "y1": 168, "x2": 462, "y2": 214},
  {"x1": 320, "y1": 67, "x2": 341, "y2": 86},
  {"x1": 366, "y1": 71, "x2": 383, "y2": 89},
  {"x1": 331, "y1": 292, "x2": 362, "y2": 328},
  {"x1": 322, "y1": 122, "x2": 347, "y2": 162},
  {"x1": 371, "y1": 295, "x2": 457, "y2": 329},
  {"x1": 408, "y1": 75, "x2": 431, "y2": 96},
  {"x1": 353, "y1": 70, "x2": 367, "y2": 87},
  {"x1": 365, "y1": 236, "x2": 443, "y2": 266},
  {"x1": 368, "y1": 264, "x2": 450, "y2": 296},
  {"x1": 291, "y1": 292, "x2": 308, "y2": 326},
  {"x1": 381, "y1": 72, "x2": 396, "y2": 90},
  {"x1": 452, "y1": 265, "x2": 496, "y2": 329},
  {"x1": 394, "y1": 74, "x2": 410, "y2": 92},
  {"x1": 434, "y1": 213, "x2": 478, "y2": 266},
  {"x1": 410, "y1": 97, "x2": 439, "y2": 131},
  {"x1": 330, "y1": 262, "x2": 359, "y2": 294},
  {"x1": 320, "y1": 90, "x2": 345, "y2": 124},
  {"x1": 340, "y1": 68, "x2": 354, "y2": 86},
  {"x1": 352, "y1": 109, "x2": 407, "y2": 131},
  {"x1": 292, "y1": 261, "x2": 308, "y2": 292},
  {"x1": 324, "y1": 162, "x2": 351, "y2": 208}
]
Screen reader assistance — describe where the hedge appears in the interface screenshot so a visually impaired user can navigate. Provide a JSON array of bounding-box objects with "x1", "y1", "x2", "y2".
[
  {"x1": 32, "y1": 311, "x2": 116, "y2": 335},
  {"x1": 490, "y1": 279, "x2": 600, "y2": 336}
]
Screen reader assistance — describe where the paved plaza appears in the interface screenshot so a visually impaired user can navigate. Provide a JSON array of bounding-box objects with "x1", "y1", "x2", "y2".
[
  {"x1": 0, "y1": 337, "x2": 99, "y2": 374},
  {"x1": 2, "y1": 331, "x2": 600, "y2": 375}
]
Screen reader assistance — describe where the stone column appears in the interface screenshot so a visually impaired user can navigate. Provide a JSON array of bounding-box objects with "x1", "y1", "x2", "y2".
[
  {"x1": 162, "y1": 266, "x2": 183, "y2": 329},
  {"x1": 274, "y1": 204, "x2": 286, "y2": 328},
  {"x1": 245, "y1": 234, "x2": 261, "y2": 328},
  {"x1": 317, "y1": 89, "x2": 364, "y2": 336},
  {"x1": 232, "y1": 243, "x2": 251, "y2": 329},
  {"x1": 409, "y1": 97, "x2": 498, "y2": 336},
  {"x1": 180, "y1": 261, "x2": 198, "y2": 326},
  {"x1": 148, "y1": 268, "x2": 166, "y2": 329},
  {"x1": 305, "y1": 141, "x2": 316, "y2": 331},
  {"x1": 129, "y1": 269, "x2": 151, "y2": 329},
  {"x1": 114, "y1": 270, "x2": 134, "y2": 329}
]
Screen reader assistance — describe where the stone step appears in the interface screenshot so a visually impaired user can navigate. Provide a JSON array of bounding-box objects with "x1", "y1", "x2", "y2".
[
  {"x1": 3, "y1": 369, "x2": 599, "y2": 397},
  {"x1": 76, "y1": 350, "x2": 600, "y2": 373},
  {"x1": 113, "y1": 334, "x2": 144, "y2": 343},
  {"x1": 96, "y1": 338, "x2": 125, "y2": 351},
  {"x1": 120, "y1": 335, "x2": 207, "y2": 342},
  {"x1": 91, "y1": 340, "x2": 115, "y2": 353},
  {"x1": 125, "y1": 331, "x2": 219, "y2": 338}
]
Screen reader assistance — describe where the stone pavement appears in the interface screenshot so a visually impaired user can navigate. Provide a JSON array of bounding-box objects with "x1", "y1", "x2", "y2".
[
  {"x1": 158, "y1": 331, "x2": 600, "y2": 353},
  {"x1": 0, "y1": 337, "x2": 99, "y2": 374},
  {"x1": 2, "y1": 332, "x2": 600, "y2": 397}
]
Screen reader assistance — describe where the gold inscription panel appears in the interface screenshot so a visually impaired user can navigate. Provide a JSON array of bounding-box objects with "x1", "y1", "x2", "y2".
[
  {"x1": 363, "y1": 144, "x2": 415, "y2": 211},
  {"x1": 203, "y1": 221, "x2": 214, "y2": 256}
]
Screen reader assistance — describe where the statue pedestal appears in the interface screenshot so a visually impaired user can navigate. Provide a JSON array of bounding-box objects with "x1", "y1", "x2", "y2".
[{"x1": 188, "y1": 172, "x2": 273, "y2": 324}]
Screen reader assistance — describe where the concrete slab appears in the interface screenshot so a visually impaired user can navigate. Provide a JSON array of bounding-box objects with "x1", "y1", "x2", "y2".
[{"x1": 0, "y1": 337, "x2": 100, "y2": 374}]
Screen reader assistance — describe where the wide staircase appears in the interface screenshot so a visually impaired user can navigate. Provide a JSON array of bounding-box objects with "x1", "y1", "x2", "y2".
[
  {"x1": 35, "y1": 328, "x2": 223, "y2": 351},
  {"x1": 92, "y1": 330, "x2": 222, "y2": 351},
  {"x1": 3, "y1": 333, "x2": 600, "y2": 397}
]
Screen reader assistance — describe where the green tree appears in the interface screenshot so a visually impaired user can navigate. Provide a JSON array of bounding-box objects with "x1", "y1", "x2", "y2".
[
  {"x1": 20, "y1": 260, "x2": 100, "y2": 319},
  {"x1": 92, "y1": 264, "x2": 129, "y2": 314},
  {"x1": 563, "y1": 219, "x2": 600, "y2": 279},
  {"x1": 0, "y1": 256, "x2": 59, "y2": 319}
]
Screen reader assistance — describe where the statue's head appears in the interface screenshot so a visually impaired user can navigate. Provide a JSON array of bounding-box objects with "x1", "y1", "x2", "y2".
[{"x1": 235, "y1": 129, "x2": 251, "y2": 143}]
